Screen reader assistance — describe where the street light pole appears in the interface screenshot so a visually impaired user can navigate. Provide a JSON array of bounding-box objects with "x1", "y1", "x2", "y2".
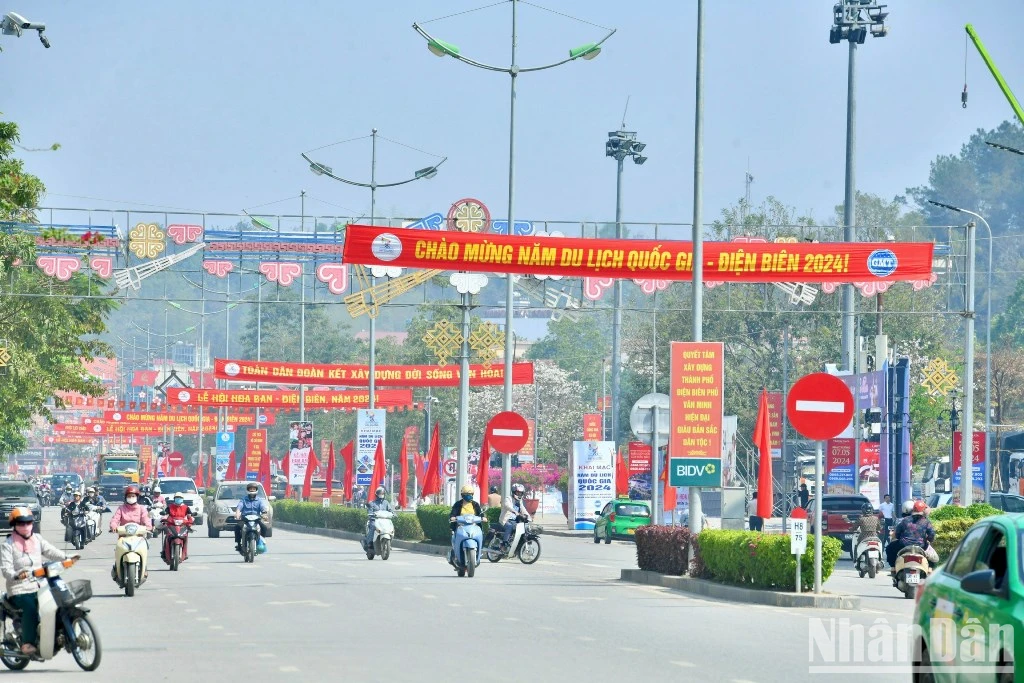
[
  {"x1": 929, "y1": 201, "x2": 993, "y2": 503},
  {"x1": 414, "y1": 3, "x2": 614, "y2": 500},
  {"x1": 690, "y1": 0, "x2": 705, "y2": 532}
]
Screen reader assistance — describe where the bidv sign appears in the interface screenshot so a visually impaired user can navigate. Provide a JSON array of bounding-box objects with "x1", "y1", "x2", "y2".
[
  {"x1": 669, "y1": 457, "x2": 721, "y2": 488},
  {"x1": 867, "y1": 249, "x2": 898, "y2": 278}
]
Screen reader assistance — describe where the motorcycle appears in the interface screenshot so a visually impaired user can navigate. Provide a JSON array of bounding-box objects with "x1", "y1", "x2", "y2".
[
  {"x1": 0, "y1": 557, "x2": 101, "y2": 671},
  {"x1": 84, "y1": 505, "x2": 104, "y2": 543},
  {"x1": 112, "y1": 524, "x2": 149, "y2": 597},
  {"x1": 853, "y1": 536, "x2": 883, "y2": 578},
  {"x1": 484, "y1": 516, "x2": 542, "y2": 565},
  {"x1": 447, "y1": 514, "x2": 483, "y2": 578},
  {"x1": 238, "y1": 513, "x2": 265, "y2": 563},
  {"x1": 65, "y1": 509, "x2": 88, "y2": 551},
  {"x1": 363, "y1": 510, "x2": 395, "y2": 561},
  {"x1": 160, "y1": 513, "x2": 192, "y2": 571},
  {"x1": 892, "y1": 545, "x2": 930, "y2": 599}
]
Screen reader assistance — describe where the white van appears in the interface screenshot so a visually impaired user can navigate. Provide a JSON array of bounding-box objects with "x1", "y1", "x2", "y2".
[{"x1": 156, "y1": 477, "x2": 205, "y2": 524}]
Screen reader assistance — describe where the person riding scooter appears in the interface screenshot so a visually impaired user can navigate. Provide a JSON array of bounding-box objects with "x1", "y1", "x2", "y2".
[
  {"x1": 233, "y1": 482, "x2": 269, "y2": 552},
  {"x1": 364, "y1": 486, "x2": 394, "y2": 551},
  {"x1": 853, "y1": 503, "x2": 881, "y2": 545},
  {"x1": 499, "y1": 483, "x2": 531, "y2": 550},
  {"x1": 0, "y1": 508, "x2": 73, "y2": 656},
  {"x1": 58, "y1": 485, "x2": 75, "y2": 508},
  {"x1": 886, "y1": 499, "x2": 935, "y2": 571},
  {"x1": 161, "y1": 494, "x2": 194, "y2": 562},
  {"x1": 109, "y1": 485, "x2": 154, "y2": 532},
  {"x1": 449, "y1": 484, "x2": 483, "y2": 531}
]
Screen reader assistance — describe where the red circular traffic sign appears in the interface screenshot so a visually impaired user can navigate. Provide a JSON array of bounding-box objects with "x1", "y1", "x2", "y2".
[
  {"x1": 167, "y1": 451, "x2": 185, "y2": 467},
  {"x1": 786, "y1": 372, "x2": 854, "y2": 441},
  {"x1": 443, "y1": 459, "x2": 457, "y2": 477},
  {"x1": 486, "y1": 411, "x2": 530, "y2": 454}
]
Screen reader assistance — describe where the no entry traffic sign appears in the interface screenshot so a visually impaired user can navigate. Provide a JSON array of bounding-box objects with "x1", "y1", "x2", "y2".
[
  {"x1": 167, "y1": 451, "x2": 185, "y2": 468},
  {"x1": 486, "y1": 411, "x2": 530, "y2": 454},
  {"x1": 786, "y1": 373, "x2": 854, "y2": 441}
]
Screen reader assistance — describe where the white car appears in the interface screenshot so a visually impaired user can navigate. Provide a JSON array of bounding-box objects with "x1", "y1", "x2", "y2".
[{"x1": 156, "y1": 477, "x2": 205, "y2": 524}]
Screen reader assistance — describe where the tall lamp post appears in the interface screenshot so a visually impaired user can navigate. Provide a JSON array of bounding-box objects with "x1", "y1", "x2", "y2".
[
  {"x1": 414, "y1": 1, "x2": 615, "y2": 498},
  {"x1": 929, "y1": 200, "x2": 993, "y2": 504},
  {"x1": 303, "y1": 130, "x2": 445, "y2": 410},
  {"x1": 830, "y1": 0, "x2": 889, "y2": 373},
  {"x1": 606, "y1": 128, "x2": 647, "y2": 455}
]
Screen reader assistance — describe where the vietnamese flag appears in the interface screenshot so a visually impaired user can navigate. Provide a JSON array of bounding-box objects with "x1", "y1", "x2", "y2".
[
  {"x1": 196, "y1": 454, "x2": 205, "y2": 488},
  {"x1": 367, "y1": 438, "x2": 386, "y2": 498},
  {"x1": 340, "y1": 441, "x2": 354, "y2": 501},
  {"x1": 258, "y1": 449, "x2": 271, "y2": 498},
  {"x1": 660, "y1": 449, "x2": 676, "y2": 512},
  {"x1": 397, "y1": 436, "x2": 408, "y2": 509},
  {"x1": 421, "y1": 423, "x2": 442, "y2": 497},
  {"x1": 753, "y1": 388, "x2": 774, "y2": 520},
  {"x1": 226, "y1": 451, "x2": 237, "y2": 482},
  {"x1": 302, "y1": 449, "x2": 320, "y2": 500},
  {"x1": 326, "y1": 442, "x2": 336, "y2": 499},
  {"x1": 615, "y1": 449, "x2": 629, "y2": 497},
  {"x1": 282, "y1": 451, "x2": 292, "y2": 498},
  {"x1": 476, "y1": 433, "x2": 491, "y2": 501}
]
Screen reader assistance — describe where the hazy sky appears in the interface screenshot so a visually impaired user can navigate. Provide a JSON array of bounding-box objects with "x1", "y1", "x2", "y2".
[{"x1": 3, "y1": 1, "x2": 1023, "y2": 229}]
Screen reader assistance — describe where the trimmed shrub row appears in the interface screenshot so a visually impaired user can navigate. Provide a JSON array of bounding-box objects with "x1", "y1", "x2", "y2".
[
  {"x1": 697, "y1": 529, "x2": 843, "y2": 591},
  {"x1": 928, "y1": 502, "x2": 999, "y2": 522},
  {"x1": 415, "y1": 504, "x2": 494, "y2": 543},
  {"x1": 635, "y1": 526, "x2": 693, "y2": 575},
  {"x1": 272, "y1": 500, "x2": 424, "y2": 541},
  {"x1": 933, "y1": 518, "x2": 975, "y2": 561}
]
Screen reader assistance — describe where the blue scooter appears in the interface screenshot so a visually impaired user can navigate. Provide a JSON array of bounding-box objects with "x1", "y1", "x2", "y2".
[{"x1": 447, "y1": 514, "x2": 483, "y2": 578}]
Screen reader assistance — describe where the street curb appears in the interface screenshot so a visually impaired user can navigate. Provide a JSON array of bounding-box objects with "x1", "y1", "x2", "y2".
[
  {"x1": 275, "y1": 521, "x2": 449, "y2": 556},
  {"x1": 620, "y1": 569, "x2": 861, "y2": 610}
]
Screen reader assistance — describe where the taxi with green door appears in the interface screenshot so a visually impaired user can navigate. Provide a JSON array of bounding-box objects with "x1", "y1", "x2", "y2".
[
  {"x1": 911, "y1": 513, "x2": 1022, "y2": 681},
  {"x1": 593, "y1": 497, "x2": 651, "y2": 543}
]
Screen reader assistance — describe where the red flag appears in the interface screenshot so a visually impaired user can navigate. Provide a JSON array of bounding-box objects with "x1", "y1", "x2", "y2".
[
  {"x1": 207, "y1": 451, "x2": 214, "y2": 487},
  {"x1": 367, "y1": 438, "x2": 386, "y2": 497},
  {"x1": 421, "y1": 423, "x2": 442, "y2": 497},
  {"x1": 258, "y1": 448, "x2": 271, "y2": 498},
  {"x1": 476, "y1": 433, "x2": 490, "y2": 501},
  {"x1": 340, "y1": 441, "x2": 354, "y2": 501},
  {"x1": 282, "y1": 451, "x2": 292, "y2": 499},
  {"x1": 615, "y1": 449, "x2": 629, "y2": 497},
  {"x1": 196, "y1": 454, "x2": 205, "y2": 488},
  {"x1": 302, "y1": 449, "x2": 320, "y2": 500},
  {"x1": 398, "y1": 435, "x2": 409, "y2": 509},
  {"x1": 753, "y1": 388, "x2": 774, "y2": 520},
  {"x1": 226, "y1": 451, "x2": 237, "y2": 481},
  {"x1": 660, "y1": 449, "x2": 677, "y2": 511},
  {"x1": 326, "y1": 442, "x2": 336, "y2": 498}
]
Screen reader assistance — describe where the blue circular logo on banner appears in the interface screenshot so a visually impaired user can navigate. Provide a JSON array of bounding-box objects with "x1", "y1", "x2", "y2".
[{"x1": 867, "y1": 249, "x2": 898, "y2": 277}]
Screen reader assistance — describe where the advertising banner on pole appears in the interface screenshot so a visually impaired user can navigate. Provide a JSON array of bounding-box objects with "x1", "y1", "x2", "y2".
[
  {"x1": 859, "y1": 442, "x2": 880, "y2": 506},
  {"x1": 669, "y1": 342, "x2": 724, "y2": 487},
  {"x1": 356, "y1": 409, "x2": 386, "y2": 487},
  {"x1": 627, "y1": 441, "x2": 651, "y2": 500},
  {"x1": 287, "y1": 421, "x2": 313, "y2": 487},
  {"x1": 570, "y1": 441, "x2": 615, "y2": 530},
  {"x1": 767, "y1": 392, "x2": 783, "y2": 459},
  {"x1": 518, "y1": 419, "x2": 535, "y2": 464},
  {"x1": 245, "y1": 430, "x2": 267, "y2": 481},
  {"x1": 140, "y1": 444, "x2": 154, "y2": 477},
  {"x1": 721, "y1": 416, "x2": 739, "y2": 487},
  {"x1": 215, "y1": 432, "x2": 234, "y2": 482},
  {"x1": 825, "y1": 438, "x2": 856, "y2": 494},
  {"x1": 582, "y1": 413, "x2": 602, "y2": 441},
  {"x1": 952, "y1": 431, "x2": 987, "y2": 504}
]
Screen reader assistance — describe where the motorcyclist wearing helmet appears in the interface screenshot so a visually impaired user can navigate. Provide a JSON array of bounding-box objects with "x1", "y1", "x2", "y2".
[
  {"x1": 449, "y1": 484, "x2": 483, "y2": 532},
  {"x1": 161, "y1": 493, "x2": 194, "y2": 562},
  {"x1": 85, "y1": 486, "x2": 106, "y2": 508},
  {"x1": 233, "y1": 482, "x2": 270, "y2": 552},
  {"x1": 852, "y1": 502, "x2": 881, "y2": 546},
  {"x1": 58, "y1": 484, "x2": 75, "y2": 507},
  {"x1": 0, "y1": 508, "x2": 73, "y2": 655},
  {"x1": 109, "y1": 485, "x2": 154, "y2": 531},
  {"x1": 150, "y1": 485, "x2": 166, "y2": 508},
  {"x1": 363, "y1": 486, "x2": 395, "y2": 551},
  {"x1": 886, "y1": 499, "x2": 935, "y2": 570},
  {"x1": 499, "y1": 483, "x2": 532, "y2": 549},
  {"x1": 137, "y1": 485, "x2": 154, "y2": 508}
]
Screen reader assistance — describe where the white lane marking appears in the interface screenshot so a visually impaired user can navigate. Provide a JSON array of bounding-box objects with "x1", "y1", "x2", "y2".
[
  {"x1": 671, "y1": 661, "x2": 696, "y2": 668},
  {"x1": 492, "y1": 428, "x2": 524, "y2": 437},
  {"x1": 537, "y1": 626, "x2": 556, "y2": 632},
  {"x1": 196, "y1": 617, "x2": 210, "y2": 622},
  {"x1": 732, "y1": 679, "x2": 758, "y2": 683},
  {"x1": 473, "y1": 610, "x2": 488, "y2": 615},
  {"x1": 795, "y1": 399, "x2": 845, "y2": 413},
  {"x1": 582, "y1": 563, "x2": 609, "y2": 569},
  {"x1": 554, "y1": 596, "x2": 607, "y2": 603},
  {"x1": 226, "y1": 632, "x2": 239, "y2": 637},
  {"x1": 287, "y1": 562, "x2": 314, "y2": 569},
  {"x1": 448, "y1": 603, "x2": 462, "y2": 608},
  {"x1": 175, "y1": 600, "x2": 188, "y2": 604},
  {"x1": 279, "y1": 666, "x2": 300, "y2": 672},
  {"x1": 401, "y1": 587, "x2": 413, "y2": 591},
  {"x1": 266, "y1": 600, "x2": 332, "y2": 608},
  {"x1": 208, "y1": 625, "x2": 224, "y2": 630},
  {"x1": 423, "y1": 594, "x2": 437, "y2": 599},
  {"x1": 619, "y1": 647, "x2": 641, "y2": 653},
  {"x1": 578, "y1": 636, "x2": 596, "y2": 642},
  {"x1": 257, "y1": 653, "x2": 277, "y2": 659},
  {"x1": 504, "y1": 617, "x2": 520, "y2": 622},
  {"x1": 185, "y1": 609, "x2": 199, "y2": 614}
]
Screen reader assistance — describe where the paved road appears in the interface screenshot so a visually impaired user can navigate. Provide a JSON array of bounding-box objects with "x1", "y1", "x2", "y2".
[{"x1": 25, "y1": 508, "x2": 916, "y2": 681}]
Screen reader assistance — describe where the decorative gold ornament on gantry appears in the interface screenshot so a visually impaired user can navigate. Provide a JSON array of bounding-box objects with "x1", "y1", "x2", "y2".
[
  {"x1": 0, "y1": 340, "x2": 10, "y2": 374},
  {"x1": 921, "y1": 358, "x2": 959, "y2": 397},
  {"x1": 424, "y1": 320, "x2": 504, "y2": 368},
  {"x1": 468, "y1": 321, "x2": 503, "y2": 368}
]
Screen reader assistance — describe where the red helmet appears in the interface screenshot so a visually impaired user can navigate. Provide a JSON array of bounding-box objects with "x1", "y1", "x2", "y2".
[
  {"x1": 912, "y1": 499, "x2": 927, "y2": 514},
  {"x1": 125, "y1": 484, "x2": 140, "y2": 497}
]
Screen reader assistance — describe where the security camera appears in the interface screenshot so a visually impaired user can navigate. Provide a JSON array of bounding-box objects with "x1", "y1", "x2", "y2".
[
  {"x1": 37, "y1": 29, "x2": 49, "y2": 48},
  {"x1": 6, "y1": 12, "x2": 43, "y2": 31}
]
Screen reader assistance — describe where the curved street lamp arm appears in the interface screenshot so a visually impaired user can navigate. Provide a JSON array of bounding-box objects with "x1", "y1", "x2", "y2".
[
  {"x1": 376, "y1": 156, "x2": 448, "y2": 188},
  {"x1": 412, "y1": 23, "x2": 616, "y2": 73},
  {"x1": 302, "y1": 152, "x2": 447, "y2": 189}
]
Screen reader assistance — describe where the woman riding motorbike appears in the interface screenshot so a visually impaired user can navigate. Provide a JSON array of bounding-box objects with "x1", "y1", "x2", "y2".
[{"x1": 886, "y1": 499, "x2": 935, "y2": 570}]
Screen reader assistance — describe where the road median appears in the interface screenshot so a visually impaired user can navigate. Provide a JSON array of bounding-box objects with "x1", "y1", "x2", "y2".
[
  {"x1": 620, "y1": 568, "x2": 861, "y2": 609},
  {"x1": 275, "y1": 521, "x2": 449, "y2": 556}
]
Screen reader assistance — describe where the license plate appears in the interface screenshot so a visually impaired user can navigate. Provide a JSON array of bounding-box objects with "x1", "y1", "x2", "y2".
[
  {"x1": 844, "y1": 534, "x2": 855, "y2": 540},
  {"x1": 906, "y1": 573, "x2": 920, "y2": 584},
  {"x1": 626, "y1": 528, "x2": 635, "y2": 535}
]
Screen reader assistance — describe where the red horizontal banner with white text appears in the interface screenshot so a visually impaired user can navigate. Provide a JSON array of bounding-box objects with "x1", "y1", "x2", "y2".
[
  {"x1": 166, "y1": 387, "x2": 414, "y2": 409},
  {"x1": 54, "y1": 421, "x2": 228, "y2": 436},
  {"x1": 213, "y1": 358, "x2": 535, "y2": 387},
  {"x1": 101, "y1": 411, "x2": 269, "y2": 426},
  {"x1": 342, "y1": 224, "x2": 935, "y2": 282}
]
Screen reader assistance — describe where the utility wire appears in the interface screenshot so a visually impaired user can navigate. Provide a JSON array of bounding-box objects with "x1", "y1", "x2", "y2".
[
  {"x1": 420, "y1": 1, "x2": 507, "y2": 25},
  {"x1": 377, "y1": 135, "x2": 445, "y2": 160},
  {"x1": 303, "y1": 134, "x2": 373, "y2": 154},
  {"x1": 519, "y1": 1, "x2": 614, "y2": 31}
]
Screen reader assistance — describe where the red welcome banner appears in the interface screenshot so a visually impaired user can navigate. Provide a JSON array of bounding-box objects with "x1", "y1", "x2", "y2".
[
  {"x1": 101, "y1": 411, "x2": 261, "y2": 426},
  {"x1": 213, "y1": 358, "x2": 535, "y2": 387},
  {"x1": 582, "y1": 413, "x2": 602, "y2": 441},
  {"x1": 246, "y1": 430, "x2": 267, "y2": 478},
  {"x1": 165, "y1": 387, "x2": 413, "y2": 409},
  {"x1": 342, "y1": 224, "x2": 934, "y2": 283},
  {"x1": 55, "y1": 421, "x2": 228, "y2": 436}
]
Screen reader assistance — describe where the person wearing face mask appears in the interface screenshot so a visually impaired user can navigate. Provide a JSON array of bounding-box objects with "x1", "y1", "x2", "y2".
[
  {"x1": 233, "y1": 482, "x2": 270, "y2": 552},
  {"x1": 449, "y1": 484, "x2": 483, "y2": 532},
  {"x1": 498, "y1": 483, "x2": 531, "y2": 550},
  {"x1": 108, "y1": 485, "x2": 154, "y2": 533},
  {"x1": 0, "y1": 508, "x2": 74, "y2": 656},
  {"x1": 363, "y1": 486, "x2": 394, "y2": 552},
  {"x1": 160, "y1": 494, "x2": 194, "y2": 562}
]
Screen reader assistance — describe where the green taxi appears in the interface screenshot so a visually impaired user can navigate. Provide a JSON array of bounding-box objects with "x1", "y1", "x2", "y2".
[
  {"x1": 593, "y1": 498, "x2": 651, "y2": 544},
  {"x1": 912, "y1": 513, "x2": 1022, "y2": 681}
]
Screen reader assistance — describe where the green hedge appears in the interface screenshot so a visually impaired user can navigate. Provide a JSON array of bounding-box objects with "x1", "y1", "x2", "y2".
[
  {"x1": 416, "y1": 504, "x2": 491, "y2": 543},
  {"x1": 273, "y1": 500, "x2": 424, "y2": 541},
  {"x1": 933, "y1": 518, "x2": 977, "y2": 562},
  {"x1": 697, "y1": 530, "x2": 843, "y2": 591},
  {"x1": 928, "y1": 503, "x2": 999, "y2": 522}
]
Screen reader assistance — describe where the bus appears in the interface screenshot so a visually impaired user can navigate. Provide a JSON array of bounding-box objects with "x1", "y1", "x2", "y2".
[{"x1": 96, "y1": 452, "x2": 141, "y2": 483}]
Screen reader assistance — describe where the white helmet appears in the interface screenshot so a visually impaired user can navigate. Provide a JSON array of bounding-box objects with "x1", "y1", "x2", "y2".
[
  {"x1": 152, "y1": 486, "x2": 162, "y2": 495},
  {"x1": 901, "y1": 500, "x2": 914, "y2": 515}
]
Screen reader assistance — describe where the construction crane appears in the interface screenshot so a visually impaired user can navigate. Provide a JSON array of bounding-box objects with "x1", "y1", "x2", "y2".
[{"x1": 964, "y1": 23, "x2": 1024, "y2": 128}]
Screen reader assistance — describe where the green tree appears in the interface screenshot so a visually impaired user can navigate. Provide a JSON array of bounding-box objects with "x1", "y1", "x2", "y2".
[
  {"x1": 526, "y1": 313, "x2": 607, "y2": 403},
  {"x1": 0, "y1": 116, "x2": 118, "y2": 457}
]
